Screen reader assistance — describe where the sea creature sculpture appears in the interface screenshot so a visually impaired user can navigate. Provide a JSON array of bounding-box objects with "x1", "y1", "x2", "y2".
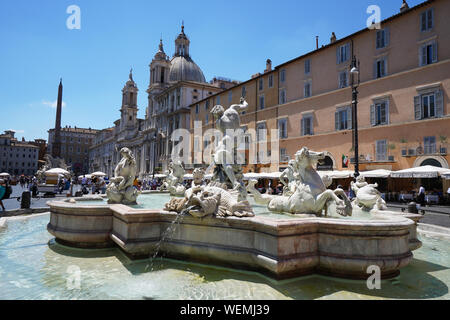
[
  {"x1": 162, "y1": 160, "x2": 186, "y2": 196},
  {"x1": 246, "y1": 147, "x2": 352, "y2": 217},
  {"x1": 165, "y1": 182, "x2": 254, "y2": 218},
  {"x1": 351, "y1": 175, "x2": 387, "y2": 211},
  {"x1": 106, "y1": 147, "x2": 139, "y2": 205}
]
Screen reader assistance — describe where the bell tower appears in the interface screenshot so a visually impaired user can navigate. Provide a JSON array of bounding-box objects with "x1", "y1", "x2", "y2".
[
  {"x1": 120, "y1": 69, "x2": 139, "y2": 131},
  {"x1": 174, "y1": 22, "x2": 190, "y2": 58},
  {"x1": 147, "y1": 38, "x2": 171, "y2": 120}
]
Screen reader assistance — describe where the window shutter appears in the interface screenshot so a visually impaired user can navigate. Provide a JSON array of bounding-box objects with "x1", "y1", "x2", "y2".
[
  {"x1": 386, "y1": 100, "x2": 390, "y2": 124},
  {"x1": 420, "y1": 45, "x2": 427, "y2": 66},
  {"x1": 335, "y1": 111, "x2": 339, "y2": 130},
  {"x1": 336, "y1": 47, "x2": 340, "y2": 64},
  {"x1": 346, "y1": 43, "x2": 350, "y2": 62},
  {"x1": 414, "y1": 95, "x2": 422, "y2": 120},
  {"x1": 421, "y1": 12, "x2": 427, "y2": 31},
  {"x1": 432, "y1": 41, "x2": 438, "y2": 63},
  {"x1": 301, "y1": 118, "x2": 305, "y2": 136},
  {"x1": 347, "y1": 107, "x2": 353, "y2": 129},
  {"x1": 370, "y1": 104, "x2": 376, "y2": 126},
  {"x1": 429, "y1": 8, "x2": 434, "y2": 29},
  {"x1": 373, "y1": 61, "x2": 378, "y2": 79},
  {"x1": 376, "y1": 31, "x2": 381, "y2": 49},
  {"x1": 384, "y1": 57, "x2": 388, "y2": 76},
  {"x1": 385, "y1": 27, "x2": 390, "y2": 47},
  {"x1": 436, "y1": 90, "x2": 443, "y2": 117}
]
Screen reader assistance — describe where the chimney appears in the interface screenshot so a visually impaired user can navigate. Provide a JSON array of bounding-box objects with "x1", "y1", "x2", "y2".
[
  {"x1": 316, "y1": 36, "x2": 319, "y2": 50},
  {"x1": 400, "y1": 0, "x2": 409, "y2": 13},
  {"x1": 330, "y1": 32, "x2": 337, "y2": 44},
  {"x1": 265, "y1": 59, "x2": 272, "y2": 73}
]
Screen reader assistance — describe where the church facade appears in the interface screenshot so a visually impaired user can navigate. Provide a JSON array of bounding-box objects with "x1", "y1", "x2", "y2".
[{"x1": 89, "y1": 26, "x2": 237, "y2": 178}]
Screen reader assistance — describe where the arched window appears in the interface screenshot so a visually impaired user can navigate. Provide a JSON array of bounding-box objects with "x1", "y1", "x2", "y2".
[
  {"x1": 420, "y1": 158, "x2": 442, "y2": 167},
  {"x1": 317, "y1": 156, "x2": 334, "y2": 171}
]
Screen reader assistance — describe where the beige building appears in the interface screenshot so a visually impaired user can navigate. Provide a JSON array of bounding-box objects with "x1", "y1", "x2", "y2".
[
  {"x1": 188, "y1": 0, "x2": 450, "y2": 174},
  {"x1": 0, "y1": 130, "x2": 40, "y2": 176},
  {"x1": 48, "y1": 126, "x2": 99, "y2": 175}
]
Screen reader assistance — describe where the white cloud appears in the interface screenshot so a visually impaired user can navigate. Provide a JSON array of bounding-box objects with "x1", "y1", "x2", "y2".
[
  {"x1": 41, "y1": 100, "x2": 67, "y2": 108},
  {"x1": 7, "y1": 129, "x2": 25, "y2": 133}
]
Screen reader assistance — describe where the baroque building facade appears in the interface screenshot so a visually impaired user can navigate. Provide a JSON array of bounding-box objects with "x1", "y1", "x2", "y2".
[{"x1": 89, "y1": 26, "x2": 237, "y2": 177}]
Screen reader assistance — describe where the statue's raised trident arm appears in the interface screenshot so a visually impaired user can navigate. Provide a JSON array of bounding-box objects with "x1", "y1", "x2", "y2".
[{"x1": 230, "y1": 97, "x2": 248, "y2": 113}]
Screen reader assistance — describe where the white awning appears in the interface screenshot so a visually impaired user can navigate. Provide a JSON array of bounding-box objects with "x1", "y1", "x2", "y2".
[
  {"x1": 0, "y1": 172, "x2": 10, "y2": 177},
  {"x1": 91, "y1": 171, "x2": 107, "y2": 177},
  {"x1": 317, "y1": 170, "x2": 354, "y2": 179},
  {"x1": 390, "y1": 165, "x2": 450, "y2": 178},
  {"x1": 359, "y1": 169, "x2": 391, "y2": 178},
  {"x1": 45, "y1": 168, "x2": 70, "y2": 176}
]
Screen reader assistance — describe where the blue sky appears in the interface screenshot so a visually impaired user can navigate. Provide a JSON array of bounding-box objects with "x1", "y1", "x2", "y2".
[{"x1": 0, "y1": 0, "x2": 424, "y2": 141}]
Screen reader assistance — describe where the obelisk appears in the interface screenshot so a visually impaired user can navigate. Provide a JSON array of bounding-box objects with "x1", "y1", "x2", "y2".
[{"x1": 52, "y1": 79, "x2": 63, "y2": 158}]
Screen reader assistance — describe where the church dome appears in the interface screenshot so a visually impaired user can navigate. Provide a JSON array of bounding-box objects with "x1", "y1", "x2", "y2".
[{"x1": 169, "y1": 56, "x2": 206, "y2": 83}]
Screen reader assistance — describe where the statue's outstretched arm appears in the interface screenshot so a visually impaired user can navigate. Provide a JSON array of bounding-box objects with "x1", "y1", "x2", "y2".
[{"x1": 230, "y1": 98, "x2": 248, "y2": 112}]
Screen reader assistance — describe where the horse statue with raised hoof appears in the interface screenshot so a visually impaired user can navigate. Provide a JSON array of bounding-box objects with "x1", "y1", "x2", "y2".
[{"x1": 246, "y1": 147, "x2": 352, "y2": 217}]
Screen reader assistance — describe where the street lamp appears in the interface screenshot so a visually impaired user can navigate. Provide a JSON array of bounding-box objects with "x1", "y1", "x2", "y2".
[{"x1": 350, "y1": 46, "x2": 360, "y2": 180}]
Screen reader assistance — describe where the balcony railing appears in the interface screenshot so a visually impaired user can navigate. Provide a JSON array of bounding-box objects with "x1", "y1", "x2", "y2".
[{"x1": 401, "y1": 146, "x2": 447, "y2": 157}]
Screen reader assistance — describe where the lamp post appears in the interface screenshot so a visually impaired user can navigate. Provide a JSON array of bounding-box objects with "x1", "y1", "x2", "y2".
[{"x1": 350, "y1": 47, "x2": 360, "y2": 180}]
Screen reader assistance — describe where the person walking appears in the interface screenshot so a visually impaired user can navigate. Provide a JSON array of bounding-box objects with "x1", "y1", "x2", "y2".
[
  {"x1": 0, "y1": 179, "x2": 6, "y2": 212},
  {"x1": 417, "y1": 185, "x2": 426, "y2": 206}
]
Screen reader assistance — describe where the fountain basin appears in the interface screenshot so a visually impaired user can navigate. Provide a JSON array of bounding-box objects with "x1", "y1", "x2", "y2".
[{"x1": 47, "y1": 197, "x2": 423, "y2": 280}]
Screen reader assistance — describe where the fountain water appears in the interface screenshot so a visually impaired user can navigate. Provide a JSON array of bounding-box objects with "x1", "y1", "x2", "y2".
[{"x1": 47, "y1": 99, "x2": 424, "y2": 280}]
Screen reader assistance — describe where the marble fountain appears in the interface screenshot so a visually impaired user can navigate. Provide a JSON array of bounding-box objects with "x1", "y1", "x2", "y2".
[{"x1": 46, "y1": 99, "x2": 425, "y2": 281}]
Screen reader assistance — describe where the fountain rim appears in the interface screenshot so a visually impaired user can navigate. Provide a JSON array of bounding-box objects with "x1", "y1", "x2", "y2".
[{"x1": 47, "y1": 196, "x2": 420, "y2": 229}]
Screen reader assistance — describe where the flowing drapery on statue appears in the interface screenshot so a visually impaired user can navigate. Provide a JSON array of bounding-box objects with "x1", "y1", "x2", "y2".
[{"x1": 106, "y1": 147, "x2": 138, "y2": 205}]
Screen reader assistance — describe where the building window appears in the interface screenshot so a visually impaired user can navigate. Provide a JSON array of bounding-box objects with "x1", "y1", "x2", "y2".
[
  {"x1": 268, "y1": 75, "x2": 273, "y2": 88},
  {"x1": 335, "y1": 106, "x2": 352, "y2": 131},
  {"x1": 280, "y1": 69, "x2": 286, "y2": 83},
  {"x1": 259, "y1": 78, "x2": 264, "y2": 91},
  {"x1": 279, "y1": 89, "x2": 286, "y2": 104},
  {"x1": 205, "y1": 114, "x2": 209, "y2": 125},
  {"x1": 376, "y1": 28, "x2": 389, "y2": 49},
  {"x1": 305, "y1": 59, "x2": 311, "y2": 74},
  {"x1": 376, "y1": 140, "x2": 387, "y2": 161},
  {"x1": 228, "y1": 91, "x2": 232, "y2": 103},
  {"x1": 301, "y1": 115, "x2": 314, "y2": 136},
  {"x1": 278, "y1": 118, "x2": 288, "y2": 139},
  {"x1": 420, "y1": 41, "x2": 438, "y2": 66},
  {"x1": 217, "y1": 96, "x2": 221, "y2": 105},
  {"x1": 195, "y1": 104, "x2": 199, "y2": 114},
  {"x1": 241, "y1": 86, "x2": 246, "y2": 98},
  {"x1": 205, "y1": 100, "x2": 210, "y2": 110},
  {"x1": 336, "y1": 43, "x2": 350, "y2": 64},
  {"x1": 424, "y1": 136, "x2": 436, "y2": 154},
  {"x1": 414, "y1": 90, "x2": 443, "y2": 120},
  {"x1": 256, "y1": 122, "x2": 267, "y2": 141},
  {"x1": 370, "y1": 100, "x2": 389, "y2": 126},
  {"x1": 304, "y1": 81, "x2": 311, "y2": 98},
  {"x1": 338, "y1": 70, "x2": 348, "y2": 88},
  {"x1": 259, "y1": 95, "x2": 265, "y2": 110},
  {"x1": 374, "y1": 57, "x2": 387, "y2": 78},
  {"x1": 421, "y1": 8, "x2": 434, "y2": 32}
]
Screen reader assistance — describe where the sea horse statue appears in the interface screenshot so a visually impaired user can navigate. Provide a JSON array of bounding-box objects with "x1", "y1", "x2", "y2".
[{"x1": 247, "y1": 147, "x2": 352, "y2": 217}]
